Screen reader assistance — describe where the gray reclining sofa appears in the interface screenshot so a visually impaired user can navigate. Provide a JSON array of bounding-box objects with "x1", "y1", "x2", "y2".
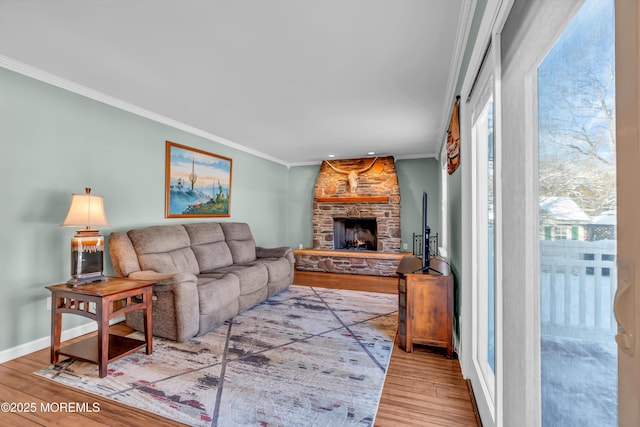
[{"x1": 108, "y1": 222, "x2": 293, "y2": 341}]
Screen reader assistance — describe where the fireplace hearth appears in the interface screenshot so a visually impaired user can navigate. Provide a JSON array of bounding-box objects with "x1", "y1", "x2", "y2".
[{"x1": 333, "y1": 217, "x2": 377, "y2": 250}]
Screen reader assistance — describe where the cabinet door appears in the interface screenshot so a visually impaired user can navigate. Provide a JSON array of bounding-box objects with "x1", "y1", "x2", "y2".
[{"x1": 412, "y1": 277, "x2": 449, "y2": 347}]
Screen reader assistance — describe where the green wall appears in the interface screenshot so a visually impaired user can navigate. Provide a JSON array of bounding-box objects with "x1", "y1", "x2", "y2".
[
  {"x1": 396, "y1": 158, "x2": 441, "y2": 252},
  {"x1": 0, "y1": 68, "x2": 289, "y2": 352},
  {"x1": 286, "y1": 164, "x2": 320, "y2": 249}
]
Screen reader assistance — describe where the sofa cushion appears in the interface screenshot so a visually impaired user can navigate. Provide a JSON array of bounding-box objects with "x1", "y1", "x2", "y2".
[
  {"x1": 183, "y1": 222, "x2": 226, "y2": 246},
  {"x1": 136, "y1": 248, "x2": 199, "y2": 275},
  {"x1": 128, "y1": 225, "x2": 199, "y2": 275},
  {"x1": 128, "y1": 225, "x2": 190, "y2": 253},
  {"x1": 196, "y1": 274, "x2": 240, "y2": 316},
  {"x1": 238, "y1": 287, "x2": 269, "y2": 312},
  {"x1": 214, "y1": 263, "x2": 268, "y2": 295},
  {"x1": 220, "y1": 222, "x2": 257, "y2": 264},
  {"x1": 184, "y1": 223, "x2": 234, "y2": 271},
  {"x1": 254, "y1": 257, "x2": 292, "y2": 283},
  {"x1": 192, "y1": 243, "x2": 234, "y2": 272}
]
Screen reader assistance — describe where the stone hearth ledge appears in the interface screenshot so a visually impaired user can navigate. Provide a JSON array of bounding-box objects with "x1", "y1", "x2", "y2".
[{"x1": 294, "y1": 248, "x2": 413, "y2": 277}]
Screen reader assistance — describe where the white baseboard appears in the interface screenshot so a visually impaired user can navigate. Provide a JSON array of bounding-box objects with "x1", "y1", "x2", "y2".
[{"x1": 0, "y1": 316, "x2": 124, "y2": 364}]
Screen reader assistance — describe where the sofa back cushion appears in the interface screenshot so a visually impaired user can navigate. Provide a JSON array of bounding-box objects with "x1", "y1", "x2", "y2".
[
  {"x1": 220, "y1": 222, "x2": 257, "y2": 264},
  {"x1": 184, "y1": 222, "x2": 234, "y2": 272},
  {"x1": 128, "y1": 225, "x2": 199, "y2": 275},
  {"x1": 109, "y1": 231, "x2": 142, "y2": 277}
]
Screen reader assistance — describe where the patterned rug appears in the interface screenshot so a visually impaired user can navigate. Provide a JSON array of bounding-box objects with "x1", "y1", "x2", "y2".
[{"x1": 35, "y1": 285, "x2": 398, "y2": 426}]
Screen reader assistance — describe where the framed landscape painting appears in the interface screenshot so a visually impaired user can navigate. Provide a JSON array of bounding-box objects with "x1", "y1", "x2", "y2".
[{"x1": 165, "y1": 141, "x2": 232, "y2": 218}]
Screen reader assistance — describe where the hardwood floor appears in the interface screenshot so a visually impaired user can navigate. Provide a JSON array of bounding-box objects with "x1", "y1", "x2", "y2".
[
  {"x1": 0, "y1": 323, "x2": 184, "y2": 427},
  {"x1": 377, "y1": 346, "x2": 480, "y2": 426},
  {"x1": 0, "y1": 282, "x2": 480, "y2": 426}
]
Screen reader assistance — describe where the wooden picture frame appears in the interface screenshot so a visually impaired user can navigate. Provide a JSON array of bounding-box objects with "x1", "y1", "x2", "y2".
[{"x1": 165, "y1": 141, "x2": 232, "y2": 218}]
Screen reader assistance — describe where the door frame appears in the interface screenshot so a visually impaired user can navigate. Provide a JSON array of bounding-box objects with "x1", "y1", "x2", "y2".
[
  {"x1": 614, "y1": 0, "x2": 640, "y2": 425},
  {"x1": 467, "y1": 52, "x2": 500, "y2": 424},
  {"x1": 459, "y1": 2, "x2": 512, "y2": 426}
]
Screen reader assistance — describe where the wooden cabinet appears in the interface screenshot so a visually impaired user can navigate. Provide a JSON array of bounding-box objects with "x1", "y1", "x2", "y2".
[{"x1": 397, "y1": 256, "x2": 454, "y2": 357}]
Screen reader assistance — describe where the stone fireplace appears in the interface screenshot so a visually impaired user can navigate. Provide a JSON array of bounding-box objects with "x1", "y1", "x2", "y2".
[
  {"x1": 312, "y1": 156, "x2": 400, "y2": 252},
  {"x1": 294, "y1": 156, "x2": 405, "y2": 277}
]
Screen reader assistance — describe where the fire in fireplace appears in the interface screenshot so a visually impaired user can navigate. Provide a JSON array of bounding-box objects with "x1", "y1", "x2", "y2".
[{"x1": 333, "y1": 217, "x2": 377, "y2": 250}]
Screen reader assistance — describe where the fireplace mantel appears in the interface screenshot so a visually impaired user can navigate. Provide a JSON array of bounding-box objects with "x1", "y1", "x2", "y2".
[{"x1": 314, "y1": 196, "x2": 390, "y2": 203}]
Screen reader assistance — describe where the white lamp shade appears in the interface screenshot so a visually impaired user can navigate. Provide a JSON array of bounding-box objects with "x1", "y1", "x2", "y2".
[{"x1": 61, "y1": 192, "x2": 109, "y2": 228}]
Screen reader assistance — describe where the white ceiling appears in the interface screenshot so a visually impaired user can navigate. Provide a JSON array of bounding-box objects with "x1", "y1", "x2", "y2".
[{"x1": 0, "y1": 0, "x2": 473, "y2": 166}]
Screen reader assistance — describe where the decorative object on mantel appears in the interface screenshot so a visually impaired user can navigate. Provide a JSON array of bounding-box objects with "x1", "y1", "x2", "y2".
[
  {"x1": 447, "y1": 96, "x2": 461, "y2": 175},
  {"x1": 60, "y1": 188, "x2": 110, "y2": 286},
  {"x1": 36, "y1": 285, "x2": 397, "y2": 427},
  {"x1": 324, "y1": 156, "x2": 378, "y2": 193},
  {"x1": 165, "y1": 141, "x2": 232, "y2": 218}
]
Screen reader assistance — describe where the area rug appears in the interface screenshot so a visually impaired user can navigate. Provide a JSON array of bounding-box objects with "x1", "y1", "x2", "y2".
[{"x1": 35, "y1": 285, "x2": 398, "y2": 426}]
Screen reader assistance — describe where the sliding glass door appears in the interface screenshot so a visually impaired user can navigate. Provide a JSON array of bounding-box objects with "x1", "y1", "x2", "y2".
[{"x1": 463, "y1": 0, "x2": 640, "y2": 424}]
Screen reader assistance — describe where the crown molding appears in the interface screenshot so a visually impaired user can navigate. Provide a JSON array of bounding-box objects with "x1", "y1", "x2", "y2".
[
  {"x1": 1, "y1": 54, "x2": 442, "y2": 168},
  {"x1": 0, "y1": 55, "x2": 291, "y2": 167},
  {"x1": 287, "y1": 151, "x2": 438, "y2": 168},
  {"x1": 394, "y1": 152, "x2": 439, "y2": 161}
]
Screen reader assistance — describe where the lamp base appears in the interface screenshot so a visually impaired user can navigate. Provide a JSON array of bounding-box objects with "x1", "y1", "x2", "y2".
[
  {"x1": 68, "y1": 229, "x2": 107, "y2": 287},
  {"x1": 66, "y1": 273, "x2": 108, "y2": 287}
]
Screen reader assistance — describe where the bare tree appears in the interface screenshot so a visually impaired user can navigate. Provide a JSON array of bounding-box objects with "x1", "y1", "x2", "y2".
[{"x1": 537, "y1": 12, "x2": 615, "y2": 217}]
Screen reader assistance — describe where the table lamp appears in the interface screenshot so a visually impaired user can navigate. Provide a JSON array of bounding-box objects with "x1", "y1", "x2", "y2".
[{"x1": 61, "y1": 188, "x2": 110, "y2": 286}]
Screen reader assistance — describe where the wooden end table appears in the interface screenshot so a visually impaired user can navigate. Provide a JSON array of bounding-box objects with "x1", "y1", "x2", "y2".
[{"x1": 47, "y1": 277, "x2": 156, "y2": 378}]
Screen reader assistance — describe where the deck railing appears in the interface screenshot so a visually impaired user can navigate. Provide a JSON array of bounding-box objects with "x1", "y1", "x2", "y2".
[{"x1": 540, "y1": 239, "x2": 617, "y2": 342}]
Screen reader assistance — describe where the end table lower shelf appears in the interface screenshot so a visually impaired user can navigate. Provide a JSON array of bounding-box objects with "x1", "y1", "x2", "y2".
[{"x1": 58, "y1": 334, "x2": 150, "y2": 366}]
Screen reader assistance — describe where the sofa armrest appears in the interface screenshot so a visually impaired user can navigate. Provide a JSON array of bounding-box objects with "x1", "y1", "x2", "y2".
[
  {"x1": 129, "y1": 271, "x2": 195, "y2": 288},
  {"x1": 127, "y1": 270, "x2": 200, "y2": 341},
  {"x1": 256, "y1": 246, "x2": 292, "y2": 259}
]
